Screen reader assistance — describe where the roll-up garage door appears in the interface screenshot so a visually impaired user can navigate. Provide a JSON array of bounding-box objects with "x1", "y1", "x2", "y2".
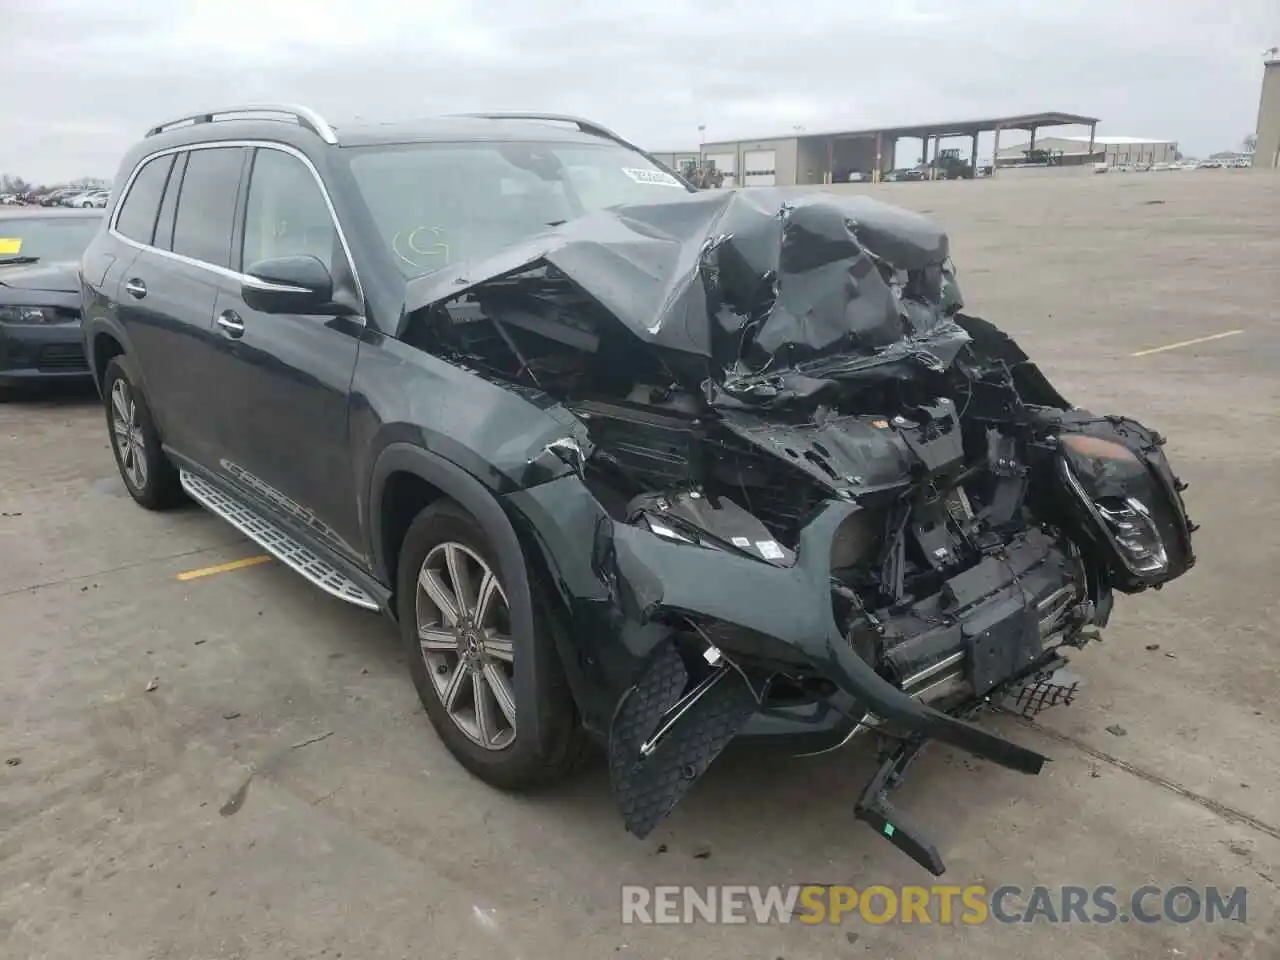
[
  {"x1": 742, "y1": 150, "x2": 776, "y2": 186},
  {"x1": 704, "y1": 152, "x2": 736, "y2": 187}
]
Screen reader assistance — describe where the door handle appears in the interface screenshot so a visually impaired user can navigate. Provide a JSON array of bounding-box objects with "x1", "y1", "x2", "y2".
[
  {"x1": 124, "y1": 278, "x2": 147, "y2": 299},
  {"x1": 217, "y1": 310, "x2": 245, "y2": 338}
]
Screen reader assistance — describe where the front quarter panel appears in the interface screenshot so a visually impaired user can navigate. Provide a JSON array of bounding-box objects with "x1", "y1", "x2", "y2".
[{"x1": 350, "y1": 330, "x2": 589, "y2": 543}]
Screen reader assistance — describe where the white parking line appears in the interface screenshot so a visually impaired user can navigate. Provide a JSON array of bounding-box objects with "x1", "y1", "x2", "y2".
[{"x1": 1130, "y1": 329, "x2": 1243, "y2": 357}]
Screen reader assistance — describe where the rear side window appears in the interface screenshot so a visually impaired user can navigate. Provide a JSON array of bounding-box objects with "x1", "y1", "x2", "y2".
[
  {"x1": 153, "y1": 152, "x2": 189, "y2": 251},
  {"x1": 172, "y1": 147, "x2": 245, "y2": 268},
  {"x1": 114, "y1": 155, "x2": 175, "y2": 244}
]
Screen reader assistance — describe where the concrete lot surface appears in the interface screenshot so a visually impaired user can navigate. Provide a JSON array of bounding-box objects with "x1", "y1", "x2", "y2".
[{"x1": 1, "y1": 171, "x2": 1278, "y2": 959}]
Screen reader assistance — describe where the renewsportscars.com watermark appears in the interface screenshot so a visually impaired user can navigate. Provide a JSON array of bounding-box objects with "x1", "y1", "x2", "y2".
[{"x1": 621, "y1": 884, "x2": 1248, "y2": 926}]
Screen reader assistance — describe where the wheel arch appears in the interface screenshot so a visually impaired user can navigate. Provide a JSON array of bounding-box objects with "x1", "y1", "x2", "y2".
[
  {"x1": 368, "y1": 442, "x2": 555, "y2": 755},
  {"x1": 91, "y1": 331, "x2": 126, "y2": 390},
  {"x1": 83, "y1": 315, "x2": 138, "y2": 395}
]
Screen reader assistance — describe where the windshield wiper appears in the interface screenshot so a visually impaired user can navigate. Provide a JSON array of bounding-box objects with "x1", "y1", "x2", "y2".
[{"x1": 0, "y1": 255, "x2": 40, "y2": 266}]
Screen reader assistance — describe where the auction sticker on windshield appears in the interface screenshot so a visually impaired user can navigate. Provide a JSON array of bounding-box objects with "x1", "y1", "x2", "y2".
[
  {"x1": 623, "y1": 168, "x2": 684, "y2": 187},
  {"x1": 0, "y1": 239, "x2": 21, "y2": 255}
]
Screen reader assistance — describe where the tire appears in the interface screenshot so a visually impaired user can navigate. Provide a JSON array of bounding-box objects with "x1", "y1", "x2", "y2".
[
  {"x1": 102, "y1": 357, "x2": 184, "y2": 510},
  {"x1": 396, "y1": 499, "x2": 590, "y2": 789}
]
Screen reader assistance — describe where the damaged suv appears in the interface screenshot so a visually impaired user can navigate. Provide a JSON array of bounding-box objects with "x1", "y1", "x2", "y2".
[{"x1": 81, "y1": 106, "x2": 1195, "y2": 874}]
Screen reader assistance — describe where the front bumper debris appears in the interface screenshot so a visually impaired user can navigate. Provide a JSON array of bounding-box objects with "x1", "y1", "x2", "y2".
[
  {"x1": 598, "y1": 499, "x2": 1064, "y2": 872},
  {"x1": 851, "y1": 657, "x2": 1083, "y2": 875},
  {"x1": 608, "y1": 636, "x2": 1082, "y2": 874},
  {"x1": 602, "y1": 498, "x2": 1052, "y2": 773},
  {"x1": 854, "y1": 736, "x2": 944, "y2": 875},
  {"x1": 607, "y1": 642, "x2": 759, "y2": 839}
]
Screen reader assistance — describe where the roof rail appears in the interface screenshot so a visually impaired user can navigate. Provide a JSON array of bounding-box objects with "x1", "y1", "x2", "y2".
[
  {"x1": 452, "y1": 112, "x2": 636, "y2": 150},
  {"x1": 145, "y1": 104, "x2": 338, "y2": 144}
]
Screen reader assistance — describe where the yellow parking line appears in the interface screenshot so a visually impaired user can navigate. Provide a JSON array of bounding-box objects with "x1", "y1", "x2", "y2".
[
  {"x1": 1130, "y1": 329, "x2": 1243, "y2": 357},
  {"x1": 176, "y1": 555, "x2": 273, "y2": 581}
]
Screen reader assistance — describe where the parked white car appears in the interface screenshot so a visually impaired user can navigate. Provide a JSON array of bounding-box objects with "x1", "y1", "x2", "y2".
[{"x1": 67, "y1": 190, "x2": 108, "y2": 208}]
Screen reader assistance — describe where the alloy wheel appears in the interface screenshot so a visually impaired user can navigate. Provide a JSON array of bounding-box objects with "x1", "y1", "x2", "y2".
[
  {"x1": 110, "y1": 379, "x2": 147, "y2": 491},
  {"x1": 415, "y1": 542, "x2": 516, "y2": 750}
]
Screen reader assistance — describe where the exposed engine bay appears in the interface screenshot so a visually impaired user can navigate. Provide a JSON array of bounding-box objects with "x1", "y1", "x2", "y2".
[{"x1": 401, "y1": 188, "x2": 1197, "y2": 873}]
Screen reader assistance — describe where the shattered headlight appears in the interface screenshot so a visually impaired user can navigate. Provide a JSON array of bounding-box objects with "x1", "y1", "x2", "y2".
[
  {"x1": 637, "y1": 514, "x2": 696, "y2": 545},
  {"x1": 1057, "y1": 434, "x2": 1169, "y2": 578},
  {"x1": 628, "y1": 490, "x2": 796, "y2": 566}
]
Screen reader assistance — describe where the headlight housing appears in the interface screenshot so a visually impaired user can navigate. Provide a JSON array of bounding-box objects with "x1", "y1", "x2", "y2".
[
  {"x1": 0, "y1": 305, "x2": 71, "y2": 325},
  {"x1": 1093, "y1": 495, "x2": 1168, "y2": 574},
  {"x1": 1056, "y1": 433, "x2": 1172, "y2": 585}
]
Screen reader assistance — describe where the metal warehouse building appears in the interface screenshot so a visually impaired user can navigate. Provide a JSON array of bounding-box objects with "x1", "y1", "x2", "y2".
[
  {"x1": 694, "y1": 111, "x2": 1098, "y2": 186},
  {"x1": 996, "y1": 135, "x2": 1176, "y2": 167},
  {"x1": 1254, "y1": 47, "x2": 1280, "y2": 168}
]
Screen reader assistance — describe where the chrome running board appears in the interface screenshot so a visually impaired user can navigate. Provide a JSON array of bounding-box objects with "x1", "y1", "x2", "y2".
[{"x1": 179, "y1": 469, "x2": 378, "y2": 610}]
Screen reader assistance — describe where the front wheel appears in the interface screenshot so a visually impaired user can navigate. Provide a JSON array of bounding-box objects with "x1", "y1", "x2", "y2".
[
  {"x1": 396, "y1": 499, "x2": 590, "y2": 789},
  {"x1": 102, "y1": 357, "x2": 183, "y2": 510}
]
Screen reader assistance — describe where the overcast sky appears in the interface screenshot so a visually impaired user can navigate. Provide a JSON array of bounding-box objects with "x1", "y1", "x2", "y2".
[{"x1": 3, "y1": 0, "x2": 1276, "y2": 183}]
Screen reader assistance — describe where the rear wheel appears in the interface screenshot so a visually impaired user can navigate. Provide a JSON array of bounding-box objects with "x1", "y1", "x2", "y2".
[
  {"x1": 396, "y1": 499, "x2": 590, "y2": 788},
  {"x1": 102, "y1": 357, "x2": 183, "y2": 510}
]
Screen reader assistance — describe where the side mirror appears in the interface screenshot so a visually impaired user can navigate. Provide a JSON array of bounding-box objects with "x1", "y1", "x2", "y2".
[{"x1": 241, "y1": 255, "x2": 334, "y2": 314}]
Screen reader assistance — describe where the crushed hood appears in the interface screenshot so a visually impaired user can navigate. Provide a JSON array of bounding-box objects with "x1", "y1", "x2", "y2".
[{"x1": 402, "y1": 189, "x2": 965, "y2": 370}]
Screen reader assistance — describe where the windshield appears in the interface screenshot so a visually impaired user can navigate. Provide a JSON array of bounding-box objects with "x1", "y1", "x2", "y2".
[
  {"x1": 345, "y1": 140, "x2": 692, "y2": 277},
  {"x1": 0, "y1": 216, "x2": 101, "y2": 263}
]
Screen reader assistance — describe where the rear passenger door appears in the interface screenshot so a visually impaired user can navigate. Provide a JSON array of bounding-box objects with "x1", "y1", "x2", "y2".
[
  {"x1": 206, "y1": 145, "x2": 366, "y2": 567},
  {"x1": 114, "y1": 145, "x2": 247, "y2": 468},
  {"x1": 112, "y1": 151, "x2": 198, "y2": 453}
]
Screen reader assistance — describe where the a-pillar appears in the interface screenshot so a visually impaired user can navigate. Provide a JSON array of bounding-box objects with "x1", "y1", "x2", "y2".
[{"x1": 991, "y1": 125, "x2": 1002, "y2": 176}]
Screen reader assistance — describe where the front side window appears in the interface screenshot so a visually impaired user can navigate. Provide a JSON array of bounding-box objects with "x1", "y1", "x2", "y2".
[
  {"x1": 344, "y1": 141, "x2": 691, "y2": 277},
  {"x1": 115, "y1": 154, "x2": 175, "y2": 244},
  {"x1": 242, "y1": 149, "x2": 337, "y2": 273},
  {"x1": 172, "y1": 147, "x2": 245, "y2": 268}
]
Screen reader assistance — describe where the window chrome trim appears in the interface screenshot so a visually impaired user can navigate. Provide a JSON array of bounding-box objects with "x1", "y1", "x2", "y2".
[
  {"x1": 109, "y1": 139, "x2": 365, "y2": 321},
  {"x1": 241, "y1": 275, "x2": 313, "y2": 294}
]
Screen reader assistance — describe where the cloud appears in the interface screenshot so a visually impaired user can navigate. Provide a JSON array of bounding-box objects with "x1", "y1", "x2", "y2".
[{"x1": 2, "y1": 0, "x2": 1275, "y2": 182}]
